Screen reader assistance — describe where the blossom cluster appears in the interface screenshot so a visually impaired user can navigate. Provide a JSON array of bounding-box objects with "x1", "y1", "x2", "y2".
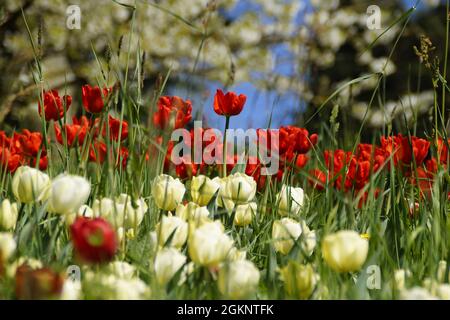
[{"x1": 310, "y1": 134, "x2": 449, "y2": 203}]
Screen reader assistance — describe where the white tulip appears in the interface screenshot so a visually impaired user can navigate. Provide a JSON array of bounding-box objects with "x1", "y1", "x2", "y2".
[
  {"x1": 393, "y1": 269, "x2": 411, "y2": 290},
  {"x1": 437, "y1": 260, "x2": 448, "y2": 283},
  {"x1": 178, "y1": 262, "x2": 195, "y2": 285},
  {"x1": 107, "y1": 261, "x2": 137, "y2": 279},
  {"x1": 188, "y1": 221, "x2": 234, "y2": 267},
  {"x1": 227, "y1": 247, "x2": 247, "y2": 261},
  {"x1": 83, "y1": 271, "x2": 149, "y2": 300},
  {"x1": 154, "y1": 247, "x2": 187, "y2": 286},
  {"x1": 280, "y1": 262, "x2": 318, "y2": 299},
  {"x1": 218, "y1": 260, "x2": 260, "y2": 299},
  {"x1": 156, "y1": 214, "x2": 188, "y2": 249},
  {"x1": 12, "y1": 166, "x2": 51, "y2": 203},
  {"x1": 78, "y1": 204, "x2": 94, "y2": 217},
  {"x1": 115, "y1": 194, "x2": 148, "y2": 229},
  {"x1": 233, "y1": 202, "x2": 256, "y2": 227},
  {"x1": 92, "y1": 194, "x2": 147, "y2": 229},
  {"x1": 113, "y1": 278, "x2": 149, "y2": 300},
  {"x1": 300, "y1": 220, "x2": 316, "y2": 256},
  {"x1": 322, "y1": 230, "x2": 369, "y2": 272},
  {"x1": 272, "y1": 218, "x2": 302, "y2": 255},
  {"x1": 218, "y1": 173, "x2": 257, "y2": 211},
  {"x1": 152, "y1": 174, "x2": 185, "y2": 211},
  {"x1": 0, "y1": 232, "x2": 16, "y2": 261},
  {"x1": 65, "y1": 204, "x2": 94, "y2": 226},
  {"x1": 276, "y1": 184, "x2": 305, "y2": 216},
  {"x1": 191, "y1": 175, "x2": 220, "y2": 206},
  {"x1": 214, "y1": 177, "x2": 227, "y2": 208},
  {"x1": 0, "y1": 199, "x2": 18, "y2": 230},
  {"x1": 92, "y1": 197, "x2": 118, "y2": 223},
  {"x1": 149, "y1": 231, "x2": 158, "y2": 253},
  {"x1": 434, "y1": 284, "x2": 450, "y2": 300},
  {"x1": 400, "y1": 287, "x2": 438, "y2": 300},
  {"x1": 47, "y1": 174, "x2": 91, "y2": 215},
  {"x1": 61, "y1": 280, "x2": 82, "y2": 300},
  {"x1": 175, "y1": 202, "x2": 210, "y2": 223}
]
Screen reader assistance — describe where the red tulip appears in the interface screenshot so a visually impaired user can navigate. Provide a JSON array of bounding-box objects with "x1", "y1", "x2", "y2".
[
  {"x1": 308, "y1": 169, "x2": 327, "y2": 191},
  {"x1": 117, "y1": 146, "x2": 129, "y2": 169},
  {"x1": 89, "y1": 141, "x2": 129, "y2": 168},
  {"x1": 103, "y1": 115, "x2": 128, "y2": 141},
  {"x1": 54, "y1": 116, "x2": 90, "y2": 147},
  {"x1": 355, "y1": 143, "x2": 387, "y2": 172},
  {"x1": 175, "y1": 160, "x2": 198, "y2": 179},
  {"x1": 82, "y1": 85, "x2": 111, "y2": 113},
  {"x1": 245, "y1": 156, "x2": 274, "y2": 191},
  {"x1": 324, "y1": 149, "x2": 352, "y2": 176},
  {"x1": 410, "y1": 167, "x2": 434, "y2": 198},
  {"x1": 357, "y1": 189, "x2": 381, "y2": 209},
  {"x1": 213, "y1": 89, "x2": 246, "y2": 116},
  {"x1": 30, "y1": 155, "x2": 48, "y2": 171},
  {"x1": 0, "y1": 130, "x2": 49, "y2": 172},
  {"x1": 425, "y1": 157, "x2": 438, "y2": 174},
  {"x1": 380, "y1": 135, "x2": 402, "y2": 166},
  {"x1": 347, "y1": 158, "x2": 371, "y2": 190},
  {"x1": 70, "y1": 217, "x2": 117, "y2": 264},
  {"x1": 0, "y1": 131, "x2": 11, "y2": 148},
  {"x1": 279, "y1": 126, "x2": 318, "y2": 154},
  {"x1": 381, "y1": 134, "x2": 430, "y2": 167},
  {"x1": 257, "y1": 128, "x2": 280, "y2": 157},
  {"x1": 437, "y1": 138, "x2": 449, "y2": 165},
  {"x1": 295, "y1": 129, "x2": 317, "y2": 154},
  {"x1": 0, "y1": 147, "x2": 22, "y2": 173},
  {"x1": 400, "y1": 136, "x2": 430, "y2": 165},
  {"x1": 15, "y1": 130, "x2": 45, "y2": 158},
  {"x1": 38, "y1": 90, "x2": 72, "y2": 121},
  {"x1": 153, "y1": 96, "x2": 192, "y2": 129}
]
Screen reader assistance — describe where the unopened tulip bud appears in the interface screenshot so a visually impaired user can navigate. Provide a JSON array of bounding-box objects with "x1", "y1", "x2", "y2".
[
  {"x1": 300, "y1": 220, "x2": 316, "y2": 256},
  {"x1": 218, "y1": 173, "x2": 256, "y2": 212},
  {"x1": 0, "y1": 199, "x2": 18, "y2": 230},
  {"x1": 322, "y1": 230, "x2": 368, "y2": 273},
  {"x1": 0, "y1": 232, "x2": 16, "y2": 261},
  {"x1": 276, "y1": 185, "x2": 305, "y2": 216},
  {"x1": 190, "y1": 175, "x2": 220, "y2": 206},
  {"x1": 233, "y1": 202, "x2": 256, "y2": 227},
  {"x1": 280, "y1": 262, "x2": 318, "y2": 299},
  {"x1": 272, "y1": 218, "x2": 302, "y2": 255}
]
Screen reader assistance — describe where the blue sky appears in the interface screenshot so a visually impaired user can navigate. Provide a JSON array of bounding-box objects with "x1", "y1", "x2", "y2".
[{"x1": 188, "y1": 0, "x2": 306, "y2": 130}]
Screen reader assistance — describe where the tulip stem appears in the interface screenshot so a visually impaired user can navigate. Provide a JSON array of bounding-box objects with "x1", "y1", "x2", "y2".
[{"x1": 222, "y1": 116, "x2": 230, "y2": 177}]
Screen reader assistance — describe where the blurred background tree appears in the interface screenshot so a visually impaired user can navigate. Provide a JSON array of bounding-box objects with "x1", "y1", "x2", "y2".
[
  {"x1": 0, "y1": 0, "x2": 447, "y2": 139},
  {"x1": 298, "y1": 0, "x2": 448, "y2": 143},
  {"x1": 0, "y1": 0, "x2": 304, "y2": 131}
]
